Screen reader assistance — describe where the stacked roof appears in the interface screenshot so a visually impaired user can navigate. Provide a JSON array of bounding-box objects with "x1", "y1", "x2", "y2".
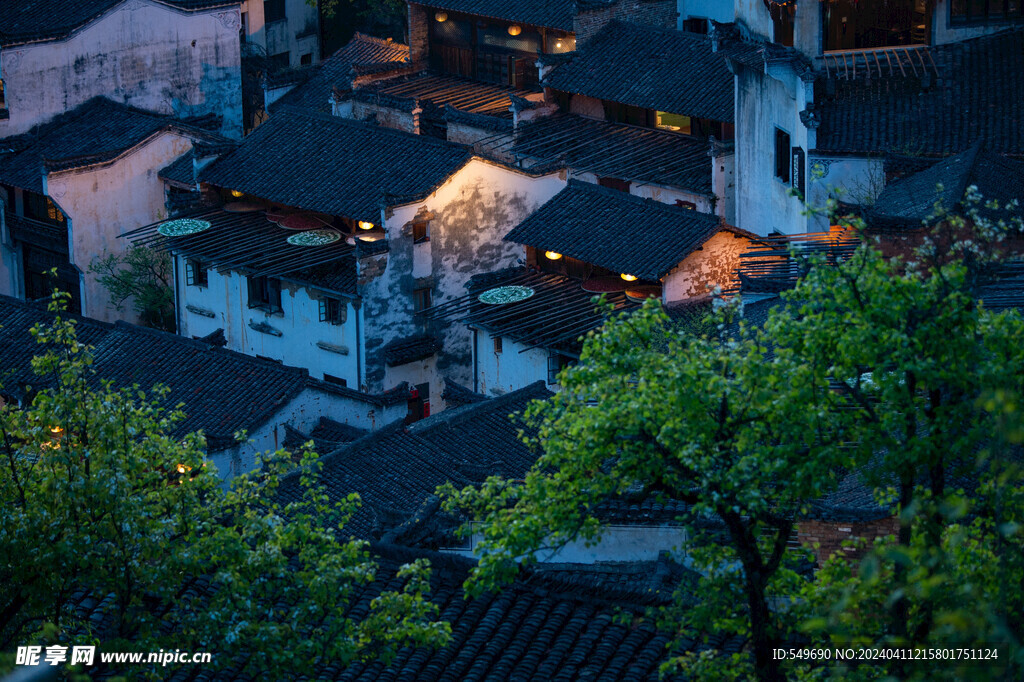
[
  {"x1": 814, "y1": 29, "x2": 1024, "y2": 157},
  {"x1": 199, "y1": 107, "x2": 472, "y2": 222},
  {"x1": 351, "y1": 72, "x2": 531, "y2": 120},
  {"x1": 0, "y1": 97, "x2": 222, "y2": 193},
  {"x1": 0, "y1": 0, "x2": 239, "y2": 46},
  {"x1": 543, "y1": 21, "x2": 736, "y2": 122},
  {"x1": 504, "y1": 180, "x2": 724, "y2": 280}
]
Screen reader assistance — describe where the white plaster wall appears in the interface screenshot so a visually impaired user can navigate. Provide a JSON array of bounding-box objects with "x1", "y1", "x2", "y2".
[
  {"x1": 447, "y1": 525, "x2": 689, "y2": 563},
  {"x1": 0, "y1": 0, "x2": 243, "y2": 137},
  {"x1": 678, "y1": 0, "x2": 734, "y2": 29},
  {"x1": 663, "y1": 230, "x2": 755, "y2": 302},
  {"x1": 473, "y1": 328, "x2": 551, "y2": 397},
  {"x1": 47, "y1": 132, "x2": 193, "y2": 321},
  {"x1": 713, "y1": 150, "x2": 736, "y2": 223},
  {"x1": 357, "y1": 160, "x2": 566, "y2": 400},
  {"x1": 242, "y1": 0, "x2": 320, "y2": 67},
  {"x1": 734, "y1": 64, "x2": 815, "y2": 235},
  {"x1": 735, "y1": 0, "x2": 774, "y2": 41},
  {"x1": 570, "y1": 171, "x2": 716, "y2": 214},
  {"x1": 176, "y1": 265, "x2": 361, "y2": 386}
]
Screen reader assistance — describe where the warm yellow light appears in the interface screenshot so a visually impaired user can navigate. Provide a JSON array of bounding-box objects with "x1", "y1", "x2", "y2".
[
  {"x1": 544, "y1": 251, "x2": 563, "y2": 260},
  {"x1": 508, "y1": 25, "x2": 522, "y2": 36},
  {"x1": 230, "y1": 189, "x2": 244, "y2": 198},
  {"x1": 177, "y1": 464, "x2": 187, "y2": 474},
  {"x1": 555, "y1": 40, "x2": 563, "y2": 49},
  {"x1": 50, "y1": 426, "x2": 63, "y2": 435},
  {"x1": 435, "y1": 11, "x2": 447, "y2": 21},
  {"x1": 620, "y1": 273, "x2": 638, "y2": 282},
  {"x1": 358, "y1": 220, "x2": 375, "y2": 230}
]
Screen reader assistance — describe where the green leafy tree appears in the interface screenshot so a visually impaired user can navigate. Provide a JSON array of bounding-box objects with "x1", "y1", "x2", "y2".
[
  {"x1": 90, "y1": 246, "x2": 176, "y2": 331},
  {"x1": 0, "y1": 293, "x2": 449, "y2": 678},
  {"x1": 442, "y1": 298, "x2": 852, "y2": 681}
]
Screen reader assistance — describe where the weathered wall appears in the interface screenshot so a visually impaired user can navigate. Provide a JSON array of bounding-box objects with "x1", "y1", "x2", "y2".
[
  {"x1": 712, "y1": 148, "x2": 736, "y2": 222},
  {"x1": 349, "y1": 101, "x2": 416, "y2": 133},
  {"x1": 176, "y1": 264, "x2": 361, "y2": 386},
  {"x1": 663, "y1": 229, "x2": 756, "y2": 301},
  {"x1": 473, "y1": 328, "x2": 552, "y2": 396},
  {"x1": 677, "y1": 0, "x2": 734, "y2": 29},
  {"x1": 570, "y1": 170, "x2": 715, "y2": 214},
  {"x1": 734, "y1": 0, "x2": 774, "y2": 42},
  {"x1": 358, "y1": 159, "x2": 566, "y2": 401},
  {"x1": 47, "y1": 132, "x2": 193, "y2": 321},
  {"x1": 806, "y1": 155, "x2": 885, "y2": 231},
  {"x1": 798, "y1": 516, "x2": 899, "y2": 567},
  {"x1": 733, "y1": 62, "x2": 815, "y2": 235},
  {"x1": 242, "y1": 0, "x2": 319, "y2": 68},
  {"x1": 0, "y1": 0, "x2": 243, "y2": 137},
  {"x1": 574, "y1": 0, "x2": 678, "y2": 45}
]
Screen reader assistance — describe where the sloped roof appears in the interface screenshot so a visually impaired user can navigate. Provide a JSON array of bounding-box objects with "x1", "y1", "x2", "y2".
[
  {"x1": 0, "y1": 297, "x2": 314, "y2": 451},
  {"x1": 350, "y1": 72, "x2": 530, "y2": 120},
  {"x1": 276, "y1": 382, "x2": 553, "y2": 539},
  {"x1": 158, "y1": 153, "x2": 196, "y2": 187},
  {"x1": 814, "y1": 29, "x2": 1024, "y2": 157},
  {"x1": 507, "y1": 114, "x2": 714, "y2": 194},
  {"x1": 0, "y1": 97, "x2": 221, "y2": 194},
  {"x1": 270, "y1": 33, "x2": 411, "y2": 113},
  {"x1": 870, "y1": 145, "x2": 1024, "y2": 225},
  {"x1": 543, "y1": 21, "x2": 735, "y2": 122},
  {"x1": 413, "y1": 0, "x2": 575, "y2": 32},
  {"x1": 199, "y1": 107, "x2": 472, "y2": 222},
  {"x1": 0, "y1": 0, "x2": 239, "y2": 46},
  {"x1": 504, "y1": 180, "x2": 723, "y2": 280}
]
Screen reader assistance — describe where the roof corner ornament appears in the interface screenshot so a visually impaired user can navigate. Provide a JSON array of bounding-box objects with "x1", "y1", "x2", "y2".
[{"x1": 799, "y1": 106, "x2": 821, "y2": 130}]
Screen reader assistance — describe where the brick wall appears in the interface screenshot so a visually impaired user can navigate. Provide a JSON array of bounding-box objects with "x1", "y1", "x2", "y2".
[
  {"x1": 408, "y1": 3, "x2": 430, "y2": 66},
  {"x1": 574, "y1": 0, "x2": 678, "y2": 45},
  {"x1": 797, "y1": 516, "x2": 899, "y2": 567}
]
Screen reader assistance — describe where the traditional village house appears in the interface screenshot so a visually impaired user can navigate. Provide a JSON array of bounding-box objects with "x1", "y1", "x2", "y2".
[
  {"x1": 0, "y1": 0, "x2": 244, "y2": 139},
  {"x1": 134, "y1": 106, "x2": 566, "y2": 413},
  {"x1": 0, "y1": 296, "x2": 409, "y2": 480},
  {"x1": 724, "y1": 0, "x2": 1022, "y2": 235},
  {"x1": 0, "y1": 98, "x2": 230, "y2": 319},
  {"x1": 423, "y1": 181, "x2": 757, "y2": 394},
  {"x1": 239, "y1": 0, "x2": 321, "y2": 69}
]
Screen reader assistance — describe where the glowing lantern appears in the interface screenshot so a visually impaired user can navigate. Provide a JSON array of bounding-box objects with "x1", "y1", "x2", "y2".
[
  {"x1": 555, "y1": 40, "x2": 563, "y2": 49},
  {"x1": 620, "y1": 273, "x2": 638, "y2": 282},
  {"x1": 358, "y1": 221, "x2": 375, "y2": 230},
  {"x1": 435, "y1": 11, "x2": 447, "y2": 21},
  {"x1": 508, "y1": 25, "x2": 522, "y2": 36},
  {"x1": 544, "y1": 251, "x2": 563, "y2": 260},
  {"x1": 229, "y1": 189, "x2": 244, "y2": 198}
]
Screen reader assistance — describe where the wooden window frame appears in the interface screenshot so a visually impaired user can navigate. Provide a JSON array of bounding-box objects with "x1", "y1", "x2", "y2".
[
  {"x1": 185, "y1": 259, "x2": 208, "y2": 287},
  {"x1": 413, "y1": 220, "x2": 430, "y2": 244},
  {"x1": 775, "y1": 128, "x2": 791, "y2": 184},
  {"x1": 248, "y1": 275, "x2": 282, "y2": 313}
]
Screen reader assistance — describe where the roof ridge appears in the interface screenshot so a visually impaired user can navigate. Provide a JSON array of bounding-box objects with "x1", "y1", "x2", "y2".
[
  {"x1": 408, "y1": 380, "x2": 549, "y2": 434},
  {"x1": 271, "y1": 105, "x2": 470, "y2": 153},
  {"x1": 350, "y1": 32, "x2": 408, "y2": 49},
  {"x1": 564, "y1": 179, "x2": 720, "y2": 223},
  {"x1": 282, "y1": 419, "x2": 409, "y2": 486}
]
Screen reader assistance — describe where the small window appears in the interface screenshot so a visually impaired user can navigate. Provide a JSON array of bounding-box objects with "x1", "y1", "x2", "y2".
[
  {"x1": 597, "y1": 177, "x2": 631, "y2": 193},
  {"x1": 547, "y1": 353, "x2": 574, "y2": 385},
  {"x1": 264, "y1": 0, "x2": 286, "y2": 23},
  {"x1": 248, "y1": 275, "x2": 282, "y2": 312},
  {"x1": 269, "y1": 52, "x2": 290, "y2": 70},
  {"x1": 675, "y1": 200, "x2": 697, "y2": 210},
  {"x1": 300, "y1": 53, "x2": 313, "y2": 65},
  {"x1": 319, "y1": 296, "x2": 346, "y2": 325},
  {"x1": 413, "y1": 220, "x2": 430, "y2": 244},
  {"x1": 406, "y1": 382, "x2": 431, "y2": 423},
  {"x1": 951, "y1": 0, "x2": 1021, "y2": 22},
  {"x1": 682, "y1": 17, "x2": 708, "y2": 34},
  {"x1": 656, "y1": 112, "x2": 692, "y2": 134},
  {"x1": 493, "y1": 336, "x2": 503, "y2": 354},
  {"x1": 185, "y1": 259, "x2": 208, "y2": 287},
  {"x1": 413, "y1": 287, "x2": 432, "y2": 312},
  {"x1": 323, "y1": 373, "x2": 347, "y2": 387},
  {"x1": 0, "y1": 79, "x2": 7, "y2": 116},
  {"x1": 771, "y1": 4, "x2": 794, "y2": 46},
  {"x1": 775, "y1": 128, "x2": 791, "y2": 183}
]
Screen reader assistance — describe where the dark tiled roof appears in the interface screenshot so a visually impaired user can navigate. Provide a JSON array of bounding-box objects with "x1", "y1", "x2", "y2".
[
  {"x1": 0, "y1": 296, "x2": 316, "y2": 451},
  {"x1": 124, "y1": 205, "x2": 358, "y2": 292},
  {"x1": 351, "y1": 71, "x2": 531, "y2": 119},
  {"x1": 199, "y1": 107, "x2": 471, "y2": 223},
  {"x1": 158, "y1": 153, "x2": 196, "y2": 187},
  {"x1": 441, "y1": 377, "x2": 487, "y2": 407},
  {"x1": 421, "y1": 268, "x2": 641, "y2": 355},
  {"x1": 382, "y1": 334, "x2": 443, "y2": 366},
  {"x1": 504, "y1": 180, "x2": 723, "y2": 280},
  {"x1": 544, "y1": 21, "x2": 735, "y2": 122},
  {"x1": 0, "y1": 0, "x2": 239, "y2": 46},
  {"x1": 506, "y1": 114, "x2": 714, "y2": 194},
  {"x1": 0, "y1": 97, "x2": 221, "y2": 194},
  {"x1": 814, "y1": 29, "x2": 1024, "y2": 157},
  {"x1": 271, "y1": 33, "x2": 411, "y2": 113},
  {"x1": 284, "y1": 416, "x2": 369, "y2": 452},
  {"x1": 413, "y1": 0, "x2": 575, "y2": 32},
  {"x1": 870, "y1": 145, "x2": 1024, "y2": 225},
  {"x1": 276, "y1": 382, "x2": 553, "y2": 539}
]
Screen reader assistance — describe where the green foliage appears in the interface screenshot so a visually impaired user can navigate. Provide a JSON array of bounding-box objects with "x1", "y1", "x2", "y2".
[
  {"x1": 0, "y1": 293, "x2": 449, "y2": 678},
  {"x1": 89, "y1": 246, "x2": 175, "y2": 331}
]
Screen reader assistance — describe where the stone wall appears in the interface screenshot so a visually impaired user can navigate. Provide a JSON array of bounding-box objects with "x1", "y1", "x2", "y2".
[{"x1": 662, "y1": 230, "x2": 755, "y2": 302}]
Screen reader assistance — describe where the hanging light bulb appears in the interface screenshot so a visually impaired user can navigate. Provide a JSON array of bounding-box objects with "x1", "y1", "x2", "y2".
[
  {"x1": 508, "y1": 25, "x2": 522, "y2": 36},
  {"x1": 358, "y1": 221, "x2": 375, "y2": 230},
  {"x1": 435, "y1": 11, "x2": 447, "y2": 22},
  {"x1": 544, "y1": 251, "x2": 563, "y2": 260},
  {"x1": 620, "y1": 273, "x2": 638, "y2": 282}
]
